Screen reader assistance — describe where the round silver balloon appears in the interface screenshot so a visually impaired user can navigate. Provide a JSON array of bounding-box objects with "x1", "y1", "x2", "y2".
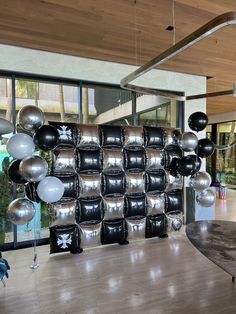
[
  {"x1": 18, "y1": 105, "x2": 44, "y2": 132},
  {"x1": 196, "y1": 188, "x2": 216, "y2": 208},
  {"x1": 0, "y1": 118, "x2": 14, "y2": 135},
  {"x1": 7, "y1": 133, "x2": 35, "y2": 159},
  {"x1": 20, "y1": 155, "x2": 48, "y2": 182},
  {"x1": 178, "y1": 132, "x2": 198, "y2": 152},
  {"x1": 189, "y1": 171, "x2": 211, "y2": 192},
  {"x1": 7, "y1": 198, "x2": 35, "y2": 225}
]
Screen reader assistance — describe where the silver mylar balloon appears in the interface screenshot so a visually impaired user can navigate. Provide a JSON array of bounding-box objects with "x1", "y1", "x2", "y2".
[
  {"x1": 103, "y1": 196, "x2": 124, "y2": 220},
  {"x1": 20, "y1": 155, "x2": 48, "y2": 182},
  {"x1": 79, "y1": 222, "x2": 102, "y2": 248},
  {"x1": 189, "y1": 171, "x2": 211, "y2": 192},
  {"x1": 126, "y1": 172, "x2": 145, "y2": 194},
  {"x1": 51, "y1": 200, "x2": 76, "y2": 226},
  {"x1": 7, "y1": 198, "x2": 35, "y2": 225},
  {"x1": 18, "y1": 105, "x2": 44, "y2": 132},
  {"x1": 196, "y1": 188, "x2": 216, "y2": 208},
  {"x1": 123, "y1": 126, "x2": 144, "y2": 147},
  {"x1": 126, "y1": 217, "x2": 146, "y2": 241},
  {"x1": 147, "y1": 193, "x2": 165, "y2": 215},
  {"x1": 178, "y1": 132, "x2": 198, "y2": 152}
]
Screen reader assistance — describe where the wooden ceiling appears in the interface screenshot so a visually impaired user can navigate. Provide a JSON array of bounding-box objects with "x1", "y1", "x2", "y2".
[{"x1": 0, "y1": 0, "x2": 236, "y2": 115}]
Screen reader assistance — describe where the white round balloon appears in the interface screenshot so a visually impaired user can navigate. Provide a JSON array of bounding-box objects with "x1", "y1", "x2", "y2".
[
  {"x1": 0, "y1": 118, "x2": 14, "y2": 135},
  {"x1": 37, "y1": 176, "x2": 64, "y2": 203},
  {"x1": 7, "y1": 133, "x2": 35, "y2": 159}
]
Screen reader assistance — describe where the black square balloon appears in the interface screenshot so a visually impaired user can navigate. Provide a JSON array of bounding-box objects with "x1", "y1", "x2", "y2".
[
  {"x1": 144, "y1": 126, "x2": 165, "y2": 148},
  {"x1": 163, "y1": 144, "x2": 183, "y2": 171},
  {"x1": 49, "y1": 121, "x2": 77, "y2": 147},
  {"x1": 101, "y1": 219, "x2": 127, "y2": 245},
  {"x1": 77, "y1": 148, "x2": 102, "y2": 173},
  {"x1": 78, "y1": 124, "x2": 100, "y2": 147},
  {"x1": 79, "y1": 173, "x2": 101, "y2": 198},
  {"x1": 55, "y1": 174, "x2": 78, "y2": 199},
  {"x1": 100, "y1": 125, "x2": 123, "y2": 147},
  {"x1": 124, "y1": 148, "x2": 146, "y2": 171},
  {"x1": 76, "y1": 197, "x2": 103, "y2": 223},
  {"x1": 123, "y1": 126, "x2": 144, "y2": 147},
  {"x1": 102, "y1": 173, "x2": 125, "y2": 196},
  {"x1": 124, "y1": 194, "x2": 146, "y2": 217},
  {"x1": 49, "y1": 224, "x2": 80, "y2": 254},
  {"x1": 165, "y1": 190, "x2": 183, "y2": 213},
  {"x1": 146, "y1": 214, "x2": 167, "y2": 238},
  {"x1": 103, "y1": 148, "x2": 124, "y2": 172},
  {"x1": 145, "y1": 170, "x2": 167, "y2": 193}
]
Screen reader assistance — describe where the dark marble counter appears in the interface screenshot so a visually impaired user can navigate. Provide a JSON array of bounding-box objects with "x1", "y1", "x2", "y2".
[{"x1": 186, "y1": 220, "x2": 236, "y2": 278}]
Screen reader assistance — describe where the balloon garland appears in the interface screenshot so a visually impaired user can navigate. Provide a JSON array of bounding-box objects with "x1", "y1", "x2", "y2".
[
  {"x1": 5, "y1": 105, "x2": 64, "y2": 226},
  {"x1": 185, "y1": 111, "x2": 215, "y2": 208}
]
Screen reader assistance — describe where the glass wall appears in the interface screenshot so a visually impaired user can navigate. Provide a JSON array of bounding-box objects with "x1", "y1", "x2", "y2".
[
  {"x1": 0, "y1": 74, "x2": 182, "y2": 250},
  {"x1": 0, "y1": 77, "x2": 14, "y2": 245},
  {"x1": 138, "y1": 99, "x2": 178, "y2": 127},
  {"x1": 82, "y1": 85, "x2": 132, "y2": 124}
]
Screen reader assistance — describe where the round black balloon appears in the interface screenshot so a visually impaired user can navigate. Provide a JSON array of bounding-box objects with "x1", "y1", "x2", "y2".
[
  {"x1": 176, "y1": 156, "x2": 196, "y2": 176},
  {"x1": 33, "y1": 125, "x2": 59, "y2": 151},
  {"x1": 8, "y1": 159, "x2": 27, "y2": 184},
  {"x1": 188, "y1": 112, "x2": 208, "y2": 132},
  {"x1": 188, "y1": 154, "x2": 202, "y2": 175},
  {"x1": 195, "y1": 138, "x2": 215, "y2": 158},
  {"x1": 25, "y1": 182, "x2": 41, "y2": 203}
]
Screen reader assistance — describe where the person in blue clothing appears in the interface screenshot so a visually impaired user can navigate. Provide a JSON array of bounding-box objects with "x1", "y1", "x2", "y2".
[{"x1": 0, "y1": 252, "x2": 10, "y2": 279}]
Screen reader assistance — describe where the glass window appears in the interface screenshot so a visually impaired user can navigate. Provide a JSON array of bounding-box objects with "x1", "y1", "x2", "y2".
[
  {"x1": 16, "y1": 79, "x2": 80, "y2": 123},
  {"x1": 138, "y1": 99, "x2": 178, "y2": 127},
  {"x1": 15, "y1": 79, "x2": 80, "y2": 242},
  {"x1": 82, "y1": 85, "x2": 132, "y2": 124},
  {"x1": 0, "y1": 77, "x2": 14, "y2": 244},
  {"x1": 215, "y1": 122, "x2": 236, "y2": 186}
]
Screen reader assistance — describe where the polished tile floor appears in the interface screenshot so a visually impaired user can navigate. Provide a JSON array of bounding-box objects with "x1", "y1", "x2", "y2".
[{"x1": 1, "y1": 191, "x2": 236, "y2": 314}]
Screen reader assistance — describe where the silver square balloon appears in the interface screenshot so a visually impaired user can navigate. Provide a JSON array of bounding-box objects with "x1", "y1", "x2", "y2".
[
  {"x1": 126, "y1": 172, "x2": 145, "y2": 195},
  {"x1": 123, "y1": 126, "x2": 144, "y2": 147},
  {"x1": 166, "y1": 212, "x2": 183, "y2": 232},
  {"x1": 78, "y1": 125, "x2": 100, "y2": 147},
  {"x1": 126, "y1": 217, "x2": 146, "y2": 241},
  {"x1": 79, "y1": 173, "x2": 101, "y2": 198},
  {"x1": 52, "y1": 148, "x2": 77, "y2": 175},
  {"x1": 50, "y1": 200, "x2": 76, "y2": 226},
  {"x1": 165, "y1": 171, "x2": 183, "y2": 191},
  {"x1": 79, "y1": 222, "x2": 102, "y2": 248},
  {"x1": 103, "y1": 148, "x2": 124, "y2": 172},
  {"x1": 145, "y1": 148, "x2": 164, "y2": 171},
  {"x1": 163, "y1": 128, "x2": 181, "y2": 146},
  {"x1": 103, "y1": 196, "x2": 124, "y2": 220},
  {"x1": 147, "y1": 193, "x2": 165, "y2": 216}
]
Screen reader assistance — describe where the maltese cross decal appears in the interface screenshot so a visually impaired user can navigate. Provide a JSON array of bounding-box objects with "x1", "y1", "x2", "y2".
[
  {"x1": 58, "y1": 125, "x2": 72, "y2": 140},
  {"x1": 57, "y1": 233, "x2": 72, "y2": 249}
]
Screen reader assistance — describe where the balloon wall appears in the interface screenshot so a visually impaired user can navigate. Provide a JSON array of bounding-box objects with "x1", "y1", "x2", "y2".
[
  {"x1": 4, "y1": 105, "x2": 215, "y2": 255},
  {"x1": 44, "y1": 123, "x2": 185, "y2": 254}
]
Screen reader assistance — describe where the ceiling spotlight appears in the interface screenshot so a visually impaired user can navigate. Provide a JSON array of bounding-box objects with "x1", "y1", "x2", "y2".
[{"x1": 166, "y1": 25, "x2": 174, "y2": 31}]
